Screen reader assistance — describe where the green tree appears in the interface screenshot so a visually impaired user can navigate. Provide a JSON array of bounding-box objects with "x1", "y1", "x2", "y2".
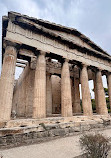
[
  {"x1": 92, "y1": 88, "x2": 110, "y2": 112},
  {"x1": 91, "y1": 99, "x2": 96, "y2": 113},
  {"x1": 104, "y1": 88, "x2": 108, "y2": 96}
]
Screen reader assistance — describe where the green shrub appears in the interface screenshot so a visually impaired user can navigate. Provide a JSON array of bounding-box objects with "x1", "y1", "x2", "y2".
[{"x1": 91, "y1": 99, "x2": 96, "y2": 112}]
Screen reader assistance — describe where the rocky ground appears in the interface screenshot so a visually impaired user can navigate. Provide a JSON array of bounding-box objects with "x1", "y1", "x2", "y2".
[{"x1": 0, "y1": 128, "x2": 111, "y2": 158}]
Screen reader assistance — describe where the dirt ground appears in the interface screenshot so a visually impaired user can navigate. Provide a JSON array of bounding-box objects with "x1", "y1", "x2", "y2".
[{"x1": 0, "y1": 128, "x2": 111, "y2": 158}]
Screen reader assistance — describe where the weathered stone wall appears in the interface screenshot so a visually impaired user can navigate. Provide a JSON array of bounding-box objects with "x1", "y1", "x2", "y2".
[
  {"x1": 13, "y1": 66, "x2": 61, "y2": 117},
  {"x1": 12, "y1": 64, "x2": 35, "y2": 117}
]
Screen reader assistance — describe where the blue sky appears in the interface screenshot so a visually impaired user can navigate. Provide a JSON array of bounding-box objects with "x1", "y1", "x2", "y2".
[{"x1": 0, "y1": 0, "x2": 111, "y2": 96}]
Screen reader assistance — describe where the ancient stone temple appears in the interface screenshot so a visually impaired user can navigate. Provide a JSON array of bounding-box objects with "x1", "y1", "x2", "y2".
[
  {"x1": 1, "y1": 11, "x2": 111, "y2": 148},
  {"x1": 1, "y1": 11, "x2": 111, "y2": 122}
]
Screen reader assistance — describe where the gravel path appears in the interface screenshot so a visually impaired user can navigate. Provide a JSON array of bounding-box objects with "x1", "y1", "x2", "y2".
[{"x1": 0, "y1": 128, "x2": 111, "y2": 158}]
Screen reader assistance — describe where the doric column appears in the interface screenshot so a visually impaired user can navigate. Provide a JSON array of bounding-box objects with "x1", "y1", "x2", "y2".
[
  {"x1": 0, "y1": 45, "x2": 17, "y2": 121},
  {"x1": 107, "y1": 73, "x2": 111, "y2": 110},
  {"x1": 93, "y1": 75, "x2": 98, "y2": 113},
  {"x1": 33, "y1": 51, "x2": 46, "y2": 118},
  {"x1": 95, "y1": 70, "x2": 108, "y2": 115},
  {"x1": 46, "y1": 73, "x2": 52, "y2": 115},
  {"x1": 80, "y1": 64, "x2": 93, "y2": 116},
  {"x1": 61, "y1": 59, "x2": 72, "y2": 117},
  {"x1": 70, "y1": 78, "x2": 74, "y2": 111},
  {"x1": 73, "y1": 77, "x2": 81, "y2": 113}
]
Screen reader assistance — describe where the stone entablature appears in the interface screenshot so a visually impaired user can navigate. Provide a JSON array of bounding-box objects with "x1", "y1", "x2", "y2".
[{"x1": 6, "y1": 21, "x2": 111, "y2": 72}]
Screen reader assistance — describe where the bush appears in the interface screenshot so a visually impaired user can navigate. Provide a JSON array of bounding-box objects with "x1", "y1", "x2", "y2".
[
  {"x1": 80, "y1": 133, "x2": 110, "y2": 158},
  {"x1": 91, "y1": 99, "x2": 96, "y2": 112}
]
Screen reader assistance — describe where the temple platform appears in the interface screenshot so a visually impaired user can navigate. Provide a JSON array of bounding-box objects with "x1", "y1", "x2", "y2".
[{"x1": 0, "y1": 115, "x2": 111, "y2": 149}]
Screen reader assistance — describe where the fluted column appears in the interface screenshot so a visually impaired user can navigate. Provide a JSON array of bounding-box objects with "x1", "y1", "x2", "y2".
[
  {"x1": 61, "y1": 59, "x2": 72, "y2": 117},
  {"x1": 46, "y1": 73, "x2": 52, "y2": 115},
  {"x1": 107, "y1": 73, "x2": 111, "y2": 110},
  {"x1": 73, "y1": 77, "x2": 81, "y2": 113},
  {"x1": 80, "y1": 64, "x2": 93, "y2": 116},
  {"x1": 93, "y1": 75, "x2": 99, "y2": 113},
  {"x1": 0, "y1": 46, "x2": 17, "y2": 121},
  {"x1": 95, "y1": 70, "x2": 108, "y2": 115},
  {"x1": 70, "y1": 78, "x2": 74, "y2": 111},
  {"x1": 33, "y1": 51, "x2": 46, "y2": 118}
]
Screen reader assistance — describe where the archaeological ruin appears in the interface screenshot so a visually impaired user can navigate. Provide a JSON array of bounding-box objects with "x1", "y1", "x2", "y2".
[{"x1": 0, "y1": 12, "x2": 111, "y2": 148}]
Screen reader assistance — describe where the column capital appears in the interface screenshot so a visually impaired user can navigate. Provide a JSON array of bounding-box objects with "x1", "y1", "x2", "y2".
[
  {"x1": 96, "y1": 67, "x2": 105, "y2": 72},
  {"x1": 39, "y1": 50, "x2": 46, "y2": 56},
  {"x1": 61, "y1": 58, "x2": 69, "y2": 64},
  {"x1": 91, "y1": 67, "x2": 103, "y2": 73},
  {"x1": 4, "y1": 46, "x2": 17, "y2": 58},
  {"x1": 81, "y1": 63, "x2": 88, "y2": 69},
  {"x1": 96, "y1": 68, "x2": 102, "y2": 73},
  {"x1": 80, "y1": 63, "x2": 88, "y2": 69},
  {"x1": 106, "y1": 71, "x2": 111, "y2": 76},
  {"x1": 64, "y1": 58, "x2": 69, "y2": 62},
  {"x1": 3, "y1": 38, "x2": 21, "y2": 50}
]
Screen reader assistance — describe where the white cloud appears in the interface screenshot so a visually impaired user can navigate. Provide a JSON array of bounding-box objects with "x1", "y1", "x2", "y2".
[{"x1": 0, "y1": 0, "x2": 110, "y2": 97}]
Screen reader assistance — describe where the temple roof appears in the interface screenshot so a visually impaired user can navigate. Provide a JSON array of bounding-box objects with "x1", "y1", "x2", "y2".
[{"x1": 2, "y1": 11, "x2": 111, "y2": 60}]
